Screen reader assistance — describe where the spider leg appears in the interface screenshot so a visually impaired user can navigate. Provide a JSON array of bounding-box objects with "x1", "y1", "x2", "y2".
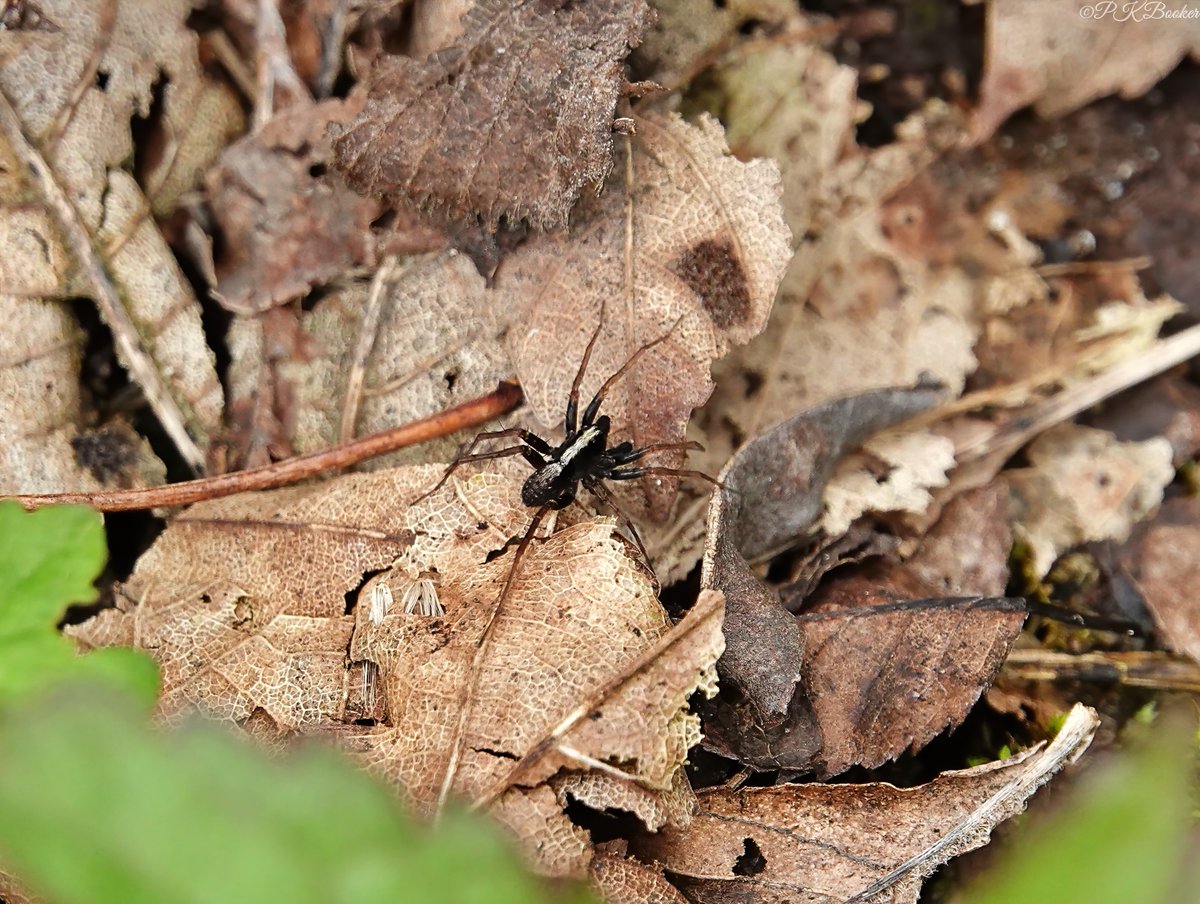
[
  {"x1": 414, "y1": 427, "x2": 549, "y2": 503},
  {"x1": 611, "y1": 440, "x2": 703, "y2": 465},
  {"x1": 607, "y1": 465, "x2": 722, "y2": 489},
  {"x1": 566, "y1": 302, "x2": 608, "y2": 435},
  {"x1": 587, "y1": 482, "x2": 650, "y2": 565},
  {"x1": 579, "y1": 316, "x2": 685, "y2": 429}
]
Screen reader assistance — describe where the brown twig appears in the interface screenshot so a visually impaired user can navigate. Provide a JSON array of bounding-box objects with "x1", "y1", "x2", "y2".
[{"x1": 11, "y1": 382, "x2": 523, "y2": 512}]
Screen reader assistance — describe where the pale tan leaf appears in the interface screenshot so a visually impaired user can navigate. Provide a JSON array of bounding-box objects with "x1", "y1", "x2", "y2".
[
  {"x1": 493, "y1": 111, "x2": 791, "y2": 516},
  {"x1": 1008, "y1": 423, "x2": 1174, "y2": 578},
  {"x1": 0, "y1": 0, "x2": 231, "y2": 469},
  {"x1": 819, "y1": 428, "x2": 956, "y2": 537},
  {"x1": 972, "y1": 0, "x2": 1200, "y2": 143},
  {"x1": 636, "y1": 705, "x2": 1100, "y2": 904},
  {"x1": 0, "y1": 296, "x2": 163, "y2": 494}
]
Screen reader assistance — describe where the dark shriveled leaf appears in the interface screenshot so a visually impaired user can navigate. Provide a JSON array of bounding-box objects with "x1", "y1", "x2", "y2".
[
  {"x1": 205, "y1": 99, "x2": 447, "y2": 313},
  {"x1": 698, "y1": 384, "x2": 943, "y2": 768},
  {"x1": 333, "y1": 0, "x2": 654, "y2": 228}
]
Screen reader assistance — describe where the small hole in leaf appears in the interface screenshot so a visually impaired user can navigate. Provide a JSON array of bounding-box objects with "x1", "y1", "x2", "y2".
[
  {"x1": 444, "y1": 369, "x2": 459, "y2": 390},
  {"x1": 308, "y1": 162, "x2": 327, "y2": 179},
  {"x1": 733, "y1": 837, "x2": 767, "y2": 876},
  {"x1": 95, "y1": 69, "x2": 110, "y2": 90}
]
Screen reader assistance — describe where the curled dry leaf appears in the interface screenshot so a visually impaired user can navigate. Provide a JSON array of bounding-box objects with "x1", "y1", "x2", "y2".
[
  {"x1": 74, "y1": 464, "x2": 724, "y2": 878},
  {"x1": 204, "y1": 99, "x2": 446, "y2": 313},
  {"x1": 333, "y1": 0, "x2": 654, "y2": 228},
  {"x1": 0, "y1": 0, "x2": 236, "y2": 469},
  {"x1": 971, "y1": 0, "x2": 1200, "y2": 143},
  {"x1": 494, "y1": 111, "x2": 791, "y2": 517},
  {"x1": 1008, "y1": 423, "x2": 1174, "y2": 579},
  {"x1": 1116, "y1": 494, "x2": 1200, "y2": 665},
  {"x1": 635, "y1": 704, "x2": 1100, "y2": 904},
  {"x1": 699, "y1": 383, "x2": 943, "y2": 768},
  {"x1": 0, "y1": 297, "x2": 164, "y2": 494}
]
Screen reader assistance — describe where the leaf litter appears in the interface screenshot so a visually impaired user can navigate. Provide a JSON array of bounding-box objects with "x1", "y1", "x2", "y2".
[{"x1": 8, "y1": 1, "x2": 1200, "y2": 901}]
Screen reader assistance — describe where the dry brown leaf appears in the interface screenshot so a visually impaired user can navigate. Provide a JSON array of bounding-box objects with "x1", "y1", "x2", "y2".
[
  {"x1": 1117, "y1": 494, "x2": 1200, "y2": 665},
  {"x1": 224, "y1": 251, "x2": 515, "y2": 469},
  {"x1": 1008, "y1": 423, "x2": 1174, "y2": 578},
  {"x1": 0, "y1": 296, "x2": 164, "y2": 494},
  {"x1": 794, "y1": 588, "x2": 1024, "y2": 778},
  {"x1": 74, "y1": 464, "x2": 724, "y2": 878},
  {"x1": 971, "y1": 0, "x2": 1200, "y2": 143},
  {"x1": 697, "y1": 35, "x2": 971, "y2": 463},
  {"x1": 747, "y1": 481, "x2": 1020, "y2": 777},
  {"x1": 333, "y1": 0, "x2": 654, "y2": 228},
  {"x1": 493, "y1": 111, "x2": 791, "y2": 517},
  {"x1": 1087, "y1": 374, "x2": 1200, "y2": 466},
  {"x1": 0, "y1": 0, "x2": 233, "y2": 469},
  {"x1": 590, "y1": 850, "x2": 690, "y2": 904},
  {"x1": 698, "y1": 384, "x2": 943, "y2": 768},
  {"x1": 204, "y1": 99, "x2": 446, "y2": 313},
  {"x1": 69, "y1": 471, "x2": 416, "y2": 725},
  {"x1": 635, "y1": 704, "x2": 1099, "y2": 904}
]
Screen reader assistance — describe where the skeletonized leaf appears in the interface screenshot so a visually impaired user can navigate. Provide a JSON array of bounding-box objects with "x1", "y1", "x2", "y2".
[
  {"x1": 74, "y1": 465, "x2": 724, "y2": 878},
  {"x1": 635, "y1": 705, "x2": 1099, "y2": 904},
  {"x1": 494, "y1": 111, "x2": 791, "y2": 516},
  {"x1": 0, "y1": 0, "x2": 237, "y2": 469},
  {"x1": 333, "y1": 0, "x2": 654, "y2": 228},
  {"x1": 69, "y1": 473, "x2": 416, "y2": 726},
  {"x1": 589, "y1": 851, "x2": 689, "y2": 904}
]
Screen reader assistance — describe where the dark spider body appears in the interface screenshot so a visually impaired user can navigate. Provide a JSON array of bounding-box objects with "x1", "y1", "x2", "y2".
[
  {"x1": 420, "y1": 312, "x2": 713, "y2": 545},
  {"x1": 520, "y1": 417, "x2": 644, "y2": 509}
]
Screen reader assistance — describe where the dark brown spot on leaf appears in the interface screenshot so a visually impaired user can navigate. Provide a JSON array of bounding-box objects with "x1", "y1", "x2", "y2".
[{"x1": 671, "y1": 237, "x2": 752, "y2": 328}]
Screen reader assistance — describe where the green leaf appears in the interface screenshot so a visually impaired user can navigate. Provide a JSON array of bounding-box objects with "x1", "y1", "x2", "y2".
[
  {"x1": 0, "y1": 685, "x2": 595, "y2": 904},
  {"x1": 963, "y1": 720, "x2": 1196, "y2": 904},
  {"x1": 0, "y1": 501, "x2": 158, "y2": 703}
]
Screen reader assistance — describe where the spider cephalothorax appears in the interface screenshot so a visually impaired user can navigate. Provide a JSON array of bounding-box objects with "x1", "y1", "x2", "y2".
[{"x1": 419, "y1": 311, "x2": 713, "y2": 552}]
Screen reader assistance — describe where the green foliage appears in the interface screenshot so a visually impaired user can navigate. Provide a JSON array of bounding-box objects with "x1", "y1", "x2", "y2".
[
  {"x1": 963, "y1": 720, "x2": 1198, "y2": 904},
  {"x1": 0, "y1": 501, "x2": 158, "y2": 704},
  {"x1": 0, "y1": 687, "x2": 593, "y2": 904}
]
